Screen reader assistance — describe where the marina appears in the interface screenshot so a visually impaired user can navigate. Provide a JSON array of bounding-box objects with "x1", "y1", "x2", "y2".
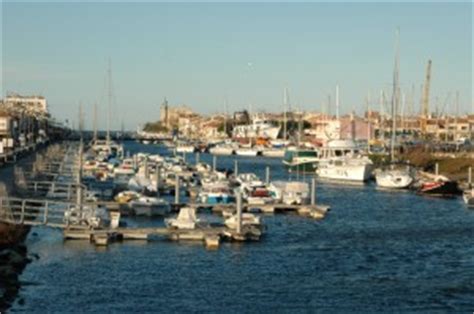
[
  {"x1": 1, "y1": 1, "x2": 473, "y2": 312},
  {"x1": 9, "y1": 141, "x2": 474, "y2": 312}
]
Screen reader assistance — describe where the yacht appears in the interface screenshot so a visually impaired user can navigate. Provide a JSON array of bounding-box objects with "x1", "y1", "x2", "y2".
[
  {"x1": 316, "y1": 140, "x2": 373, "y2": 182},
  {"x1": 232, "y1": 116, "x2": 281, "y2": 140}
]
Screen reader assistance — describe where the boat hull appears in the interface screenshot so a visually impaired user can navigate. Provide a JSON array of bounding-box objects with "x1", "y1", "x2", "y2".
[
  {"x1": 375, "y1": 170, "x2": 413, "y2": 189},
  {"x1": 317, "y1": 164, "x2": 373, "y2": 182},
  {"x1": 418, "y1": 181, "x2": 461, "y2": 197},
  {"x1": 283, "y1": 161, "x2": 319, "y2": 173}
]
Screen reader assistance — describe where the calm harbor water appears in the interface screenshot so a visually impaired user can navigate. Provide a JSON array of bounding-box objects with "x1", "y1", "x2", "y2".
[{"x1": 11, "y1": 142, "x2": 474, "y2": 312}]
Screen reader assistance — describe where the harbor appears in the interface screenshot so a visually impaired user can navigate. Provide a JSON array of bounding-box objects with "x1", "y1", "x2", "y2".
[
  {"x1": 2, "y1": 1, "x2": 473, "y2": 312},
  {"x1": 9, "y1": 141, "x2": 474, "y2": 312}
]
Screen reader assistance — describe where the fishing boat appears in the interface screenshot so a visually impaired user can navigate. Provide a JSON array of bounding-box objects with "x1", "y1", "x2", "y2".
[
  {"x1": 316, "y1": 140, "x2": 373, "y2": 182},
  {"x1": 282, "y1": 149, "x2": 319, "y2": 172},
  {"x1": 130, "y1": 196, "x2": 171, "y2": 216}
]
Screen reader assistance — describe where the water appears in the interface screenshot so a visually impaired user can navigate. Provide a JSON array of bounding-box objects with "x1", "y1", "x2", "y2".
[{"x1": 11, "y1": 142, "x2": 474, "y2": 312}]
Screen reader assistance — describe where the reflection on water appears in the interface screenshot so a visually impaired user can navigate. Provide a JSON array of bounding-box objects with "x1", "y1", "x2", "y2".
[{"x1": 11, "y1": 142, "x2": 474, "y2": 312}]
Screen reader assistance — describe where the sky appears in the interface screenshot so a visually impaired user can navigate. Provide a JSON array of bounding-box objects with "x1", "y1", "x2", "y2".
[{"x1": 1, "y1": 1, "x2": 472, "y2": 130}]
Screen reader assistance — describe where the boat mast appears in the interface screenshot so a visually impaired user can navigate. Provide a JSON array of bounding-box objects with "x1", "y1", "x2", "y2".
[
  {"x1": 380, "y1": 89, "x2": 385, "y2": 141},
  {"x1": 224, "y1": 98, "x2": 228, "y2": 137},
  {"x1": 390, "y1": 28, "x2": 400, "y2": 162},
  {"x1": 335, "y1": 84, "x2": 340, "y2": 120},
  {"x1": 107, "y1": 58, "x2": 112, "y2": 145},
  {"x1": 93, "y1": 103, "x2": 98, "y2": 142},
  {"x1": 366, "y1": 91, "x2": 371, "y2": 154},
  {"x1": 283, "y1": 87, "x2": 289, "y2": 140}
]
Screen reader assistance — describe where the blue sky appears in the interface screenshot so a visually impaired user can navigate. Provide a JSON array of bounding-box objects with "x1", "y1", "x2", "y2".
[{"x1": 1, "y1": 2, "x2": 472, "y2": 130}]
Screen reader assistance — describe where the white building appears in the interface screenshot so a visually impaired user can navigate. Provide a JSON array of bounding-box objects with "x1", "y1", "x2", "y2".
[{"x1": 4, "y1": 94, "x2": 48, "y2": 114}]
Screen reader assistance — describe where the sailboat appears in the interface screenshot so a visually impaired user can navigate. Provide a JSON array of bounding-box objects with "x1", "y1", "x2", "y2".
[
  {"x1": 91, "y1": 59, "x2": 124, "y2": 158},
  {"x1": 375, "y1": 29, "x2": 413, "y2": 189}
]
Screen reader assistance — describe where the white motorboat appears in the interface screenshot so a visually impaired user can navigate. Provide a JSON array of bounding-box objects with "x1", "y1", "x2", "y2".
[
  {"x1": 271, "y1": 181, "x2": 310, "y2": 205},
  {"x1": 224, "y1": 213, "x2": 262, "y2": 229},
  {"x1": 235, "y1": 148, "x2": 259, "y2": 157},
  {"x1": 463, "y1": 189, "x2": 474, "y2": 207},
  {"x1": 130, "y1": 196, "x2": 171, "y2": 216},
  {"x1": 114, "y1": 158, "x2": 136, "y2": 175},
  {"x1": 375, "y1": 167, "x2": 413, "y2": 189},
  {"x1": 165, "y1": 207, "x2": 199, "y2": 229},
  {"x1": 176, "y1": 145, "x2": 195, "y2": 153},
  {"x1": 262, "y1": 148, "x2": 285, "y2": 158},
  {"x1": 316, "y1": 140, "x2": 373, "y2": 182},
  {"x1": 209, "y1": 145, "x2": 235, "y2": 156}
]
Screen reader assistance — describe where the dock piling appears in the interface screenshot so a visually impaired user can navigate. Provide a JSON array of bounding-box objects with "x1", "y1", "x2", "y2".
[
  {"x1": 144, "y1": 157, "x2": 149, "y2": 178},
  {"x1": 435, "y1": 163, "x2": 439, "y2": 176},
  {"x1": 469, "y1": 166, "x2": 472, "y2": 188},
  {"x1": 213, "y1": 156, "x2": 217, "y2": 172},
  {"x1": 265, "y1": 166, "x2": 270, "y2": 185},
  {"x1": 234, "y1": 160, "x2": 238, "y2": 176},
  {"x1": 175, "y1": 177, "x2": 180, "y2": 204},
  {"x1": 196, "y1": 152, "x2": 200, "y2": 165},
  {"x1": 236, "y1": 191, "x2": 242, "y2": 235},
  {"x1": 311, "y1": 177, "x2": 316, "y2": 205},
  {"x1": 155, "y1": 164, "x2": 160, "y2": 197}
]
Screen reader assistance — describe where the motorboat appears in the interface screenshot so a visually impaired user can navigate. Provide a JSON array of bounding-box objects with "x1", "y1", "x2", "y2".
[
  {"x1": 175, "y1": 144, "x2": 195, "y2": 154},
  {"x1": 114, "y1": 190, "x2": 140, "y2": 204},
  {"x1": 198, "y1": 186, "x2": 235, "y2": 204},
  {"x1": 463, "y1": 189, "x2": 474, "y2": 206},
  {"x1": 262, "y1": 148, "x2": 285, "y2": 158},
  {"x1": 209, "y1": 145, "x2": 235, "y2": 156},
  {"x1": 224, "y1": 213, "x2": 262, "y2": 229},
  {"x1": 271, "y1": 181, "x2": 310, "y2": 205},
  {"x1": 63, "y1": 205, "x2": 109, "y2": 229},
  {"x1": 130, "y1": 196, "x2": 171, "y2": 216},
  {"x1": 283, "y1": 149, "x2": 319, "y2": 173},
  {"x1": 316, "y1": 140, "x2": 373, "y2": 182},
  {"x1": 165, "y1": 207, "x2": 200, "y2": 229},
  {"x1": 417, "y1": 173, "x2": 461, "y2": 197},
  {"x1": 114, "y1": 158, "x2": 136, "y2": 175},
  {"x1": 235, "y1": 148, "x2": 259, "y2": 157}
]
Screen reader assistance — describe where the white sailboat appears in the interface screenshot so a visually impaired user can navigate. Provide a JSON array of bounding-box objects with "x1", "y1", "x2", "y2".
[{"x1": 375, "y1": 28, "x2": 413, "y2": 189}]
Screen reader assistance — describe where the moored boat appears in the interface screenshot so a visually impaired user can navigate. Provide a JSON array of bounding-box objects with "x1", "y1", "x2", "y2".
[{"x1": 283, "y1": 149, "x2": 319, "y2": 173}]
